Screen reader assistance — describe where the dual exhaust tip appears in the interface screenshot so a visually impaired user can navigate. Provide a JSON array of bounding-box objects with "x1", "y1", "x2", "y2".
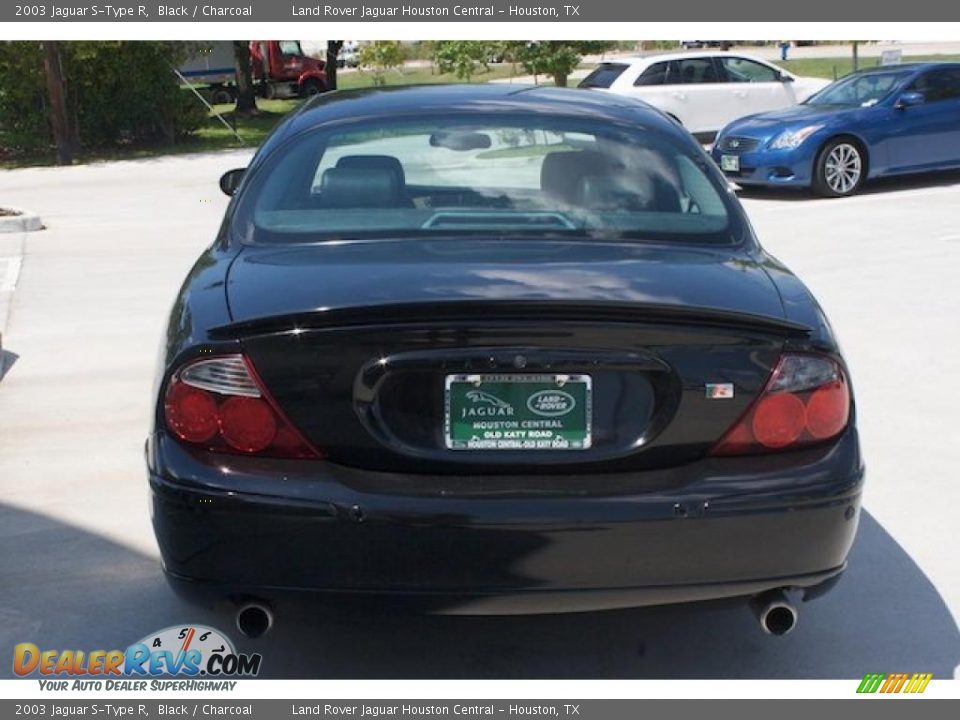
[
  {"x1": 750, "y1": 589, "x2": 798, "y2": 636},
  {"x1": 234, "y1": 591, "x2": 798, "y2": 639}
]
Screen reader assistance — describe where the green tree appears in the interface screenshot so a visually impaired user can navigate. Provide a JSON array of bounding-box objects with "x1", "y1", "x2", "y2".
[
  {"x1": 358, "y1": 41, "x2": 406, "y2": 86},
  {"x1": 509, "y1": 41, "x2": 614, "y2": 87},
  {"x1": 432, "y1": 41, "x2": 498, "y2": 82}
]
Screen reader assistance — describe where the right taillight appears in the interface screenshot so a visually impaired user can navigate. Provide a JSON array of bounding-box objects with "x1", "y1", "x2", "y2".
[
  {"x1": 163, "y1": 354, "x2": 321, "y2": 459},
  {"x1": 712, "y1": 354, "x2": 850, "y2": 456}
]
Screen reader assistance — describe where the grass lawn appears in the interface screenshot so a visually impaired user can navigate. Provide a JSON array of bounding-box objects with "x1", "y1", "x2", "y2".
[{"x1": 781, "y1": 54, "x2": 960, "y2": 80}]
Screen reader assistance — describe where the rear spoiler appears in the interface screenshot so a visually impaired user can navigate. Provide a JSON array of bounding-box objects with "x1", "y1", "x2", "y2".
[{"x1": 209, "y1": 300, "x2": 812, "y2": 340}]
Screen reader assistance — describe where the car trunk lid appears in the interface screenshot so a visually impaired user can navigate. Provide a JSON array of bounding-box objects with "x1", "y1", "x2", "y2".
[{"x1": 220, "y1": 239, "x2": 802, "y2": 475}]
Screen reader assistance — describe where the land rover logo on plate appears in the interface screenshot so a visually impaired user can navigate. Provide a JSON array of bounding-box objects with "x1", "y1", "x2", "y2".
[
  {"x1": 526, "y1": 389, "x2": 576, "y2": 417},
  {"x1": 445, "y1": 374, "x2": 592, "y2": 450}
]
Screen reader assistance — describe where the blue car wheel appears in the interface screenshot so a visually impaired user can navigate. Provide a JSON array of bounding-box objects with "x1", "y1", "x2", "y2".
[{"x1": 813, "y1": 138, "x2": 867, "y2": 197}]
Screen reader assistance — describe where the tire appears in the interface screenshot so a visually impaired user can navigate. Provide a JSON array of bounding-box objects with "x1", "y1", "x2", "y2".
[
  {"x1": 210, "y1": 87, "x2": 233, "y2": 106},
  {"x1": 299, "y1": 79, "x2": 325, "y2": 98},
  {"x1": 813, "y1": 138, "x2": 867, "y2": 197}
]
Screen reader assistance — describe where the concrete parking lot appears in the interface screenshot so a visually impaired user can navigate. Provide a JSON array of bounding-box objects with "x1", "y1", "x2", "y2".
[{"x1": 0, "y1": 150, "x2": 958, "y2": 679}]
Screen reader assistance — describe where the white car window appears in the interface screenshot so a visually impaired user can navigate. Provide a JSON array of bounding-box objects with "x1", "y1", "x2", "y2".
[
  {"x1": 720, "y1": 57, "x2": 780, "y2": 83},
  {"x1": 633, "y1": 62, "x2": 670, "y2": 87},
  {"x1": 578, "y1": 64, "x2": 629, "y2": 89},
  {"x1": 675, "y1": 58, "x2": 722, "y2": 85}
]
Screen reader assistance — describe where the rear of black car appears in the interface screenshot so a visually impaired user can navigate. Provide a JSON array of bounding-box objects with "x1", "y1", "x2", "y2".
[{"x1": 147, "y1": 87, "x2": 863, "y2": 624}]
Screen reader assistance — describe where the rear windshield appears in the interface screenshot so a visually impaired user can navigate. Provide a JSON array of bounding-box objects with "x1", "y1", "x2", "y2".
[
  {"x1": 577, "y1": 63, "x2": 628, "y2": 89},
  {"x1": 234, "y1": 115, "x2": 740, "y2": 246}
]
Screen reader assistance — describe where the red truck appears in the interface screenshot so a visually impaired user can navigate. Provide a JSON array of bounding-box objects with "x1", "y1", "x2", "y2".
[
  {"x1": 249, "y1": 41, "x2": 328, "y2": 99},
  {"x1": 178, "y1": 41, "x2": 328, "y2": 104}
]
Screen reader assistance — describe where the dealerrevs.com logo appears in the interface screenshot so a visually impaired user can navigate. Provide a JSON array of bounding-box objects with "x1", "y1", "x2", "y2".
[{"x1": 13, "y1": 625, "x2": 261, "y2": 688}]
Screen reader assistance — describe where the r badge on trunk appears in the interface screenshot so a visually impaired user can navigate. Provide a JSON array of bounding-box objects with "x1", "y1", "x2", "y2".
[{"x1": 706, "y1": 383, "x2": 734, "y2": 399}]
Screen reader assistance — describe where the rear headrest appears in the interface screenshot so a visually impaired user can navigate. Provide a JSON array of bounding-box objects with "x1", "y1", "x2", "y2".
[
  {"x1": 541, "y1": 150, "x2": 615, "y2": 204},
  {"x1": 320, "y1": 167, "x2": 401, "y2": 208},
  {"x1": 578, "y1": 174, "x2": 683, "y2": 213},
  {"x1": 336, "y1": 154, "x2": 406, "y2": 186}
]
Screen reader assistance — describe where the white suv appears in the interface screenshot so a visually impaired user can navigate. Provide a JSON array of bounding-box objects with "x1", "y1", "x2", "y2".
[{"x1": 579, "y1": 52, "x2": 830, "y2": 138}]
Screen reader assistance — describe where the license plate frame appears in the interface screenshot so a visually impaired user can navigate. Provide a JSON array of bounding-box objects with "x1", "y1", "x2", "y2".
[
  {"x1": 444, "y1": 373, "x2": 592, "y2": 451},
  {"x1": 720, "y1": 154, "x2": 741, "y2": 172}
]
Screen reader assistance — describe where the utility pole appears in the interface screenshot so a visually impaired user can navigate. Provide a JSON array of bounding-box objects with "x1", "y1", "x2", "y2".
[{"x1": 41, "y1": 41, "x2": 73, "y2": 165}]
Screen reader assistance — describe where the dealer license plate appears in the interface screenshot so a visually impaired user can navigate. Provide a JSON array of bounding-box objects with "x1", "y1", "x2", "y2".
[
  {"x1": 720, "y1": 154, "x2": 740, "y2": 172},
  {"x1": 444, "y1": 374, "x2": 592, "y2": 450}
]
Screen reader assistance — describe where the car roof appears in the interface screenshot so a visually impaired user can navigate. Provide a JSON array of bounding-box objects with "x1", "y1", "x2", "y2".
[
  {"x1": 266, "y1": 84, "x2": 691, "y2": 154},
  {"x1": 597, "y1": 51, "x2": 778, "y2": 67},
  {"x1": 853, "y1": 61, "x2": 960, "y2": 74}
]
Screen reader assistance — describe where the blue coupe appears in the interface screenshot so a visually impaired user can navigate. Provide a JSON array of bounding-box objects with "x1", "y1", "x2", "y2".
[{"x1": 712, "y1": 63, "x2": 960, "y2": 196}]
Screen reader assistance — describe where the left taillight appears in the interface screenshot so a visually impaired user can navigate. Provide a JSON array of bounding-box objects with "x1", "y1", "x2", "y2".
[
  {"x1": 163, "y1": 354, "x2": 321, "y2": 459},
  {"x1": 712, "y1": 353, "x2": 851, "y2": 456}
]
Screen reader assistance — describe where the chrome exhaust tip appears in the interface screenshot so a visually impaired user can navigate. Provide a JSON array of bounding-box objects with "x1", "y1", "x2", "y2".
[
  {"x1": 750, "y1": 589, "x2": 798, "y2": 636},
  {"x1": 235, "y1": 602, "x2": 273, "y2": 639}
]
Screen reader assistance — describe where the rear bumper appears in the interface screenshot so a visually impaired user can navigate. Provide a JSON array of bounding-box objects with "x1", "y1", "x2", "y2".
[{"x1": 148, "y1": 430, "x2": 863, "y2": 614}]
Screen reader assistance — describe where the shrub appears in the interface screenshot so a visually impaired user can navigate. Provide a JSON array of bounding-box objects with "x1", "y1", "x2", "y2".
[
  {"x1": 358, "y1": 41, "x2": 406, "y2": 86},
  {"x1": 0, "y1": 41, "x2": 205, "y2": 157},
  {"x1": 0, "y1": 42, "x2": 48, "y2": 151}
]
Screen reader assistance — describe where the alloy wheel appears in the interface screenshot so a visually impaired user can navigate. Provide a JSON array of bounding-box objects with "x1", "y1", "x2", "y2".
[{"x1": 823, "y1": 143, "x2": 862, "y2": 195}]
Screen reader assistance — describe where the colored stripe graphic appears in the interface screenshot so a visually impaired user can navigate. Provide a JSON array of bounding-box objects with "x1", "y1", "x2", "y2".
[
  {"x1": 906, "y1": 673, "x2": 933, "y2": 693},
  {"x1": 857, "y1": 672, "x2": 932, "y2": 694},
  {"x1": 857, "y1": 673, "x2": 886, "y2": 693}
]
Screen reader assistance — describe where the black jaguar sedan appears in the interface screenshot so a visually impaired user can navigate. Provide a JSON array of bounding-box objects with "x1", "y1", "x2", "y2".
[{"x1": 148, "y1": 85, "x2": 863, "y2": 638}]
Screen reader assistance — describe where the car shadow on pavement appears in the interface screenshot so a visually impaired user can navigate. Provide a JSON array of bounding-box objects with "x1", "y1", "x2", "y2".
[
  {"x1": 736, "y1": 168, "x2": 960, "y2": 202},
  {"x1": 0, "y1": 504, "x2": 957, "y2": 680},
  {"x1": 0, "y1": 349, "x2": 18, "y2": 382}
]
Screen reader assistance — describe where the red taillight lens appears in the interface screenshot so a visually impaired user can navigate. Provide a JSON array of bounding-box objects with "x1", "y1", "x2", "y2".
[
  {"x1": 713, "y1": 354, "x2": 850, "y2": 456},
  {"x1": 163, "y1": 354, "x2": 320, "y2": 459},
  {"x1": 219, "y1": 397, "x2": 277, "y2": 453},
  {"x1": 752, "y1": 392, "x2": 807, "y2": 449},
  {"x1": 805, "y1": 381, "x2": 850, "y2": 440},
  {"x1": 164, "y1": 383, "x2": 219, "y2": 443}
]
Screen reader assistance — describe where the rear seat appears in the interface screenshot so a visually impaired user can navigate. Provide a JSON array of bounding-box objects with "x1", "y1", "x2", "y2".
[{"x1": 541, "y1": 149, "x2": 681, "y2": 212}]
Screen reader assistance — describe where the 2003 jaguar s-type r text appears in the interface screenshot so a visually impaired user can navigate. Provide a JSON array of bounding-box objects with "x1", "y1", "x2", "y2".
[{"x1": 148, "y1": 85, "x2": 863, "y2": 638}]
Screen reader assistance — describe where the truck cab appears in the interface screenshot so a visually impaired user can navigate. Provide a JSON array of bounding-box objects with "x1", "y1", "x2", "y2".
[{"x1": 250, "y1": 41, "x2": 328, "y2": 99}]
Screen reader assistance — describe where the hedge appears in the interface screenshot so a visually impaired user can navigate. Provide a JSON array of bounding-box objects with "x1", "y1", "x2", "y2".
[{"x1": 0, "y1": 41, "x2": 208, "y2": 157}]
